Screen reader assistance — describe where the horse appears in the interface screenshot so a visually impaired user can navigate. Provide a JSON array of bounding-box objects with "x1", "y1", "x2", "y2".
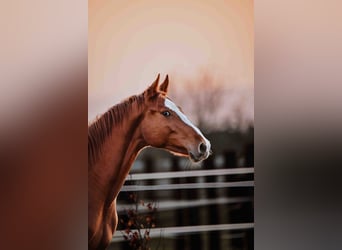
[{"x1": 88, "y1": 74, "x2": 211, "y2": 250}]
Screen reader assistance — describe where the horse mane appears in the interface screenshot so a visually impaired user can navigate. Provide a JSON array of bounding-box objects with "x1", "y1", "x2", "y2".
[{"x1": 88, "y1": 94, "x2": 145, "y2": 168}]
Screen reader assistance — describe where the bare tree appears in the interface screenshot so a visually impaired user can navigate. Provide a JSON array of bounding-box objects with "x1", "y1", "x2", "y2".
[
  {"x1": 171, "y1": 70, "x2": 225, "y2": 132},
  {"x1": 170, "y1": 69, "x2": 253, "y2": 132}
]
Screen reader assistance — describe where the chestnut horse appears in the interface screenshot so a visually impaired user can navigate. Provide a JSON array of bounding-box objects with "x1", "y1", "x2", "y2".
[{"x1": 88, "y1": 75, "x2": 211, "y2": 250}]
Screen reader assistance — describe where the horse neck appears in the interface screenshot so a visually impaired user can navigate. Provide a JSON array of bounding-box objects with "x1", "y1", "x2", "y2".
[{"x1": 90, "y1": 104, "x2": 146, "y2": 207}]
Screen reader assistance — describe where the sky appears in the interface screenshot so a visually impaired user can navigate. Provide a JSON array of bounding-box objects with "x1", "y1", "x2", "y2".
[{"x1": 88, "y1": 0, "x2": 253, "y2": 127}]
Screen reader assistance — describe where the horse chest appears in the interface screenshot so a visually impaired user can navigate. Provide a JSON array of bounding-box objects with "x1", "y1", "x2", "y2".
[{"x1": 89, "y1": 203, "x2": 118, "y2": 250}]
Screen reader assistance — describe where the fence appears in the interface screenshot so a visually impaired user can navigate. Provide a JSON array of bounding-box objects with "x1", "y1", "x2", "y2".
[{"x1": 110, "y1": 142, "x2": 254, "y2": 250}]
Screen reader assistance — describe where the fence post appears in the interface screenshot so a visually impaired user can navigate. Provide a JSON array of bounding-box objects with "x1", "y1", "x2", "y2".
[
  {"x1": 143, "y1": 156, "x2": 155, "y2": 201},
  {"x1": 184, "y1": 161, "x2": 202, "y2": 250},
  {"x1": 223, "y1": 150, "x2": 240, "y2": 249},
  {"x1": 243, "y1": 143, "x2": 254, "y2": 250},
  {"x1": 224, "y1": 150, "x2": 238, "y2": 181},
  {"x1": 245, "y1": 143, "x2": 254, "y2": 167},
  {"x1": 171, "y1": 157, "x2": 186, "y2": 249},
  {"x1": 205, "y1": 155, "x2": 220, "y2": 250}
]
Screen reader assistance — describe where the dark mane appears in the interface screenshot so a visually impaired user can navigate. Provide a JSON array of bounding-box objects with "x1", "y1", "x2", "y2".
[{"x1": 88, "y1": 94, "x2": 145, "y2": 167}]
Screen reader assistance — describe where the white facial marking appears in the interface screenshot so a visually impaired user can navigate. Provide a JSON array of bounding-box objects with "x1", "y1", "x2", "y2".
[{"x1": 164, "y1": 99, "x2": 211, "y2": 148}]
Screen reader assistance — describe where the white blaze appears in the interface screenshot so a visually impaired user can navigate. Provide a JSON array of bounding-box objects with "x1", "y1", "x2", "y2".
[{"x1": 164, "y1": 98, "x2": 211, "y2": 148}]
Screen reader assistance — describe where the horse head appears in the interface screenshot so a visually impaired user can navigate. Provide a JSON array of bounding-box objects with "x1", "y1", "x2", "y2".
[{"x1": 141, "y1": 74, "x2": 211, "y2": 162}]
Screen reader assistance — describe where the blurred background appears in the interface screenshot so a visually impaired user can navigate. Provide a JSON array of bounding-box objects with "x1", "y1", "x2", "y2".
[{"x1": 89, "y1": 0, "x2": 254, "y2": 249}]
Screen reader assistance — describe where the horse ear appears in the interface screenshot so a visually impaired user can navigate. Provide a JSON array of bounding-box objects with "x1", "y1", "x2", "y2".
[
  {"x1": 159, "y1": 75, "x2": 169, "y2": 93},
  {"x1": 145, "y1": 74, "x2": 160, "y2": 98}
]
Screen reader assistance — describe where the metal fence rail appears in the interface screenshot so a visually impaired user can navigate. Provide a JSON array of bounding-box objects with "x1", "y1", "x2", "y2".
[
  {"x1": 112, "y1": 223, "x2": 254, "y2": 242},
  {"x1": 125, "y1": 167, "x2": 254, "y2": 181},
  {"x1": 117, "y1": 196, "x2": 253, "y2": 212},
  {"x1": 121, "y1": 180, "x2": 254, "y2": 192}
]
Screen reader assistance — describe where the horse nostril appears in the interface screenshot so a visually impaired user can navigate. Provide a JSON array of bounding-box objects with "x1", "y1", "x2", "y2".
[{"x1": 199, "y1": 143, "x2": 207, "y2": 154}]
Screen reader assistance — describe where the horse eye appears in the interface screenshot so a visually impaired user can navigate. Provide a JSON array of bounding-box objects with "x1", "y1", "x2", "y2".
[{"x1": 162, "y1": 111, "x2": 171, "y2": 117}]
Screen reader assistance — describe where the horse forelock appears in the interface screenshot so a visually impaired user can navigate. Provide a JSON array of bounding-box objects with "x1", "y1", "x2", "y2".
[{"x1": 88, "y1": 94, "x2": 145, "y2": 167}]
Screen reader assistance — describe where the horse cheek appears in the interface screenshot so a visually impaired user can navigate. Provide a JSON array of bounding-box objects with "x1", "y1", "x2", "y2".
[{"x1": 142, "y1": 122, "x2": 168, "y2": 147}]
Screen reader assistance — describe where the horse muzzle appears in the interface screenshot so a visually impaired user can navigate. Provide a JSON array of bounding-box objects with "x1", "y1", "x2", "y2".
[{"x1": 189, "y1": 140, "x2": 212, "y2": 162}]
